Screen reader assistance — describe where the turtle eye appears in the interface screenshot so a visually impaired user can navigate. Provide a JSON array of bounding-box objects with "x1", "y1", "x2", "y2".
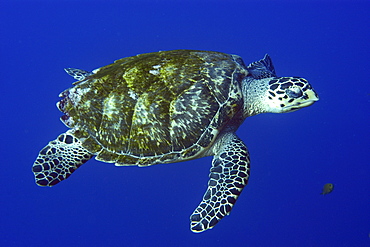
[{"x1": 286, "y1": 86, "x2": 303, "y2": 98}]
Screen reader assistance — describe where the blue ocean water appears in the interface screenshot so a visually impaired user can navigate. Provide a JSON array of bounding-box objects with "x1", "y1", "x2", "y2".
[{"x1": 1, "y1": 0, "x2": 369, "y2": 246}]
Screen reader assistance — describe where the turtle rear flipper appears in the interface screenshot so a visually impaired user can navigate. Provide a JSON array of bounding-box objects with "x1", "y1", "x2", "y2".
[
  {"x1": 190, "y1": 133, "x2": 250, "y2": 232},
  {"x1": 64, "y1": 68, "x2": 92, "y2": 81},
  {"x1": 32, "y1": 130, "x2": 93, "y2": 187}
]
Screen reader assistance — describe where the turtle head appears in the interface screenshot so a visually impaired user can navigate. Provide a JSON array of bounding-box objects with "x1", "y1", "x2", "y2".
[
  {"x1": 263, "y1": 76, "x2": 319, "y2": 113},
  {"x1": 243, "y1": 55, "x2": 319, "y2": 117},
  {"x1": 243, "y1": 76, "x2": 319, "y2": 116}
]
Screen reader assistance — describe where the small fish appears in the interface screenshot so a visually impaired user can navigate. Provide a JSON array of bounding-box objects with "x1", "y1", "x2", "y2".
[{"x1": 321, "y1": 183, "x2": 334, "y2": 195}]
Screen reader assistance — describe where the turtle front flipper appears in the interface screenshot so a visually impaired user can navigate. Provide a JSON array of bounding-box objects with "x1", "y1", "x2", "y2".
[
  {"x1": 190, "y1": 133, "x2": 250, "y2": 232},
  {"x1": 32, "y1": 130, "x2": 93, "y2": 187}
]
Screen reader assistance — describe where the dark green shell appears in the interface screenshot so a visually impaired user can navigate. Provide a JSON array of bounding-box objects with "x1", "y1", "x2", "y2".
[{"x1": 58, "y1": 50, "x2": 248, "y2": 166}]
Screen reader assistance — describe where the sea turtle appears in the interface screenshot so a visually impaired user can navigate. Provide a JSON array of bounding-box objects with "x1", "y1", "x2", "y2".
[{"x1": 32, "y1": 50, "x2": 319, "y2": 232}]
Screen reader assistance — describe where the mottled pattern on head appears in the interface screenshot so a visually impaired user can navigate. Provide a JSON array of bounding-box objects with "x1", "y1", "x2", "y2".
[
  {"x1": 266, "y1": 77, "x2": 319, "y2": 112},
  {"x1": 242, "y1": 56, "x2": 318, "y2": 116}
]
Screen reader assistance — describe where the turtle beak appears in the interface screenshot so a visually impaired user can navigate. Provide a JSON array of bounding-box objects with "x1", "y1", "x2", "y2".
[
  {"x1": 283, "y1": 88, "x2": 319, "y2": 113},
  {"x1": 301, "y1": 88, "x2": 319, "y2": 106}
]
